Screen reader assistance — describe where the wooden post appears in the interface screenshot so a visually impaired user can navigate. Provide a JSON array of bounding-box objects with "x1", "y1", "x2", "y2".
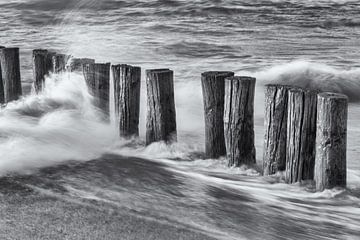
[
  {"x1": 112, "y1": 64, "x2": 141, "y2": 137},
  {"x1": 83, "y1": 63, "x2": 111, "y2": 116},
  {"x1": 32, "y1": 49, "x2": 54, "y2": 93},
  {"x1": 46, "y1": 51, "x2": 56, "y2": 73},
  {"x1": 263, "y1": 84, "x2": 291, "y2": 175},
  {"x1": 83, "y1": 63, "x2": 96, "y2": 95},
  {"x1": 315, "y1": 93, "x2": 348, "y2": 191},
  {"x1": 0, "y1": 47, "x2": 22, "y2": 102},
  {"x1": 95, "y1": 63, "x2": 110, "y2": 116},
  {"x1": 201, "y1": 71, "x2": 234, "y2": 158},
  {"x1": 0, "y1": 46, "x2": 5, "y2": 104},
  {"x1": 146, "y1": 69, "x2": 176, "y2": 145},
  {"x1": 286, "y1": 88, "x2": 318, "y2": 183},
  {"x1": 224, "y1": 76, "x2": 256, "y2": 166},
  {"x1": 52, "y1": 54, "x2": 68, "y2": 73},
  {"x1": 68, "y1": 58, "x2": 95, "y2": 72}
]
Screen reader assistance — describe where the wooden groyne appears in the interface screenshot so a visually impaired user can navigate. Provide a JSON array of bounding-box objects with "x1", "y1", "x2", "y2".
[
  {"x1": 68, "y1": 58, "x2": 95, "y2": 72},
  {"x1": 0, "y1": 47, "x2": 350, "y2": 192},
  {"x1": 224, "y1": 76, "x2": 256, "y2": 167},
  {"x1": 0, "y1": 46, "x2": 5, "y2": 103},
  {"x1": 83, "y1": 62, "x2": 111, "y2": 117},
  {"x1": 146, "y1": 69, "x2": 177, "y2": 145},
  {"x1": 0, "y1": 47, "x2": 22, "y2": 102},
  {"x1": 112, "y1": 64, "x2": 141, "y2": 138},
  {"x1": 32, "y1": 49, "x2": 53, "y2": 93},
  {"x1": 315, "y1": 93, "x2": 348, "y2": 191},
  {"x1": 263, "y1": 84, "x2": 290, "y2": 175},
  {"x1": 285, "y1": 88, "x2": 318, "y2": 183},
  {"x1": 201, "y1": 71, "x2": 234, "y2": 158},
  {"x1": 262, "y1": 85, "x2": 348, "y2": 190},
  {"x1": 53, "y1": 54, "x2": 69, "y2": 73}
]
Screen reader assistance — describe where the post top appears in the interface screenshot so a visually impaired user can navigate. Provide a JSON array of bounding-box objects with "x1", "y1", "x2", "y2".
[
  {"x1": 225, "y1": 76, "x2": 256, "y2": 82},
  {"x1": 288, "y1": 87, "x2": 321, "y2": 95},
  {"x1": 146, "y1": 69, "x2": 173, "y2": 76},
  {"x1": 265, "y1": 83, "x2": 294, "y2": 89},
  {"x1": 84, "y1": 62, "x2": 110, "y2": 69},
  {"x1": 112, "y1": 64, "x2": 141, "y2": 70},
  {"x1": 0, "y1": 47, "x2": 19, "y2": 51},
  {"x1": 54, "y1": 53, "x2": 67, "y2": 57},
  {"x1": 33, "y1": 49, "x2": 48, "y2": 52},
  {"x1": 33, "y1": 49, "x2": 48, "y2": 55},
  {"x1": 288, "y1": 86, "x2": 306, "y2": 93},
  {"x1": 318, "y1": 92, "x2": 348, "y2": 101},
  {"x1": 201, "y1": 71, "x2": 234, "y2": 78},
  {"x1": 304, "y1": 88, "x2": 321, "y2": 95},
  {"x1": 73, "y1": 58, "x2": 95, "y2": 62},
  {"x1": 94, "y1": 62, "x2": 111, "y2": 66},
  {"x1": 146, "y1": 68, "x2": 171, "y2": 73}
]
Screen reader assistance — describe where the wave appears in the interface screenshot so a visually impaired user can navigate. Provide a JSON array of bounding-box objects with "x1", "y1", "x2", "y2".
[
  {"x1": 241, "y1": 60, "x2": 360, "y2": 102},
  {"x1": 0, "y1": 73, "x2": 118, "y2": 175}
]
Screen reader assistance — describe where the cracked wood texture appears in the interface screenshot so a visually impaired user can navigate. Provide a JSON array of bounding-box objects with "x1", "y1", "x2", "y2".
[
  {"x1": 0, "y1": 46, "x2": 5, "y2": 103},
  {"x1": 32, "y1": 49, "x2": 53, "y2": 93},
  {"x1": 201, "y1": 71, "x2": 234, "y2": 159},
  {"x1": 0, "y1": 48, "x2": 22, "y2": 103},
  {"x1": 46, "y1": 51, "x2": 56, "y2": 74},
  {"x1": 263, "y1": 84, "x2": 291, "y2": 175},
  {"x1": 83, "y1": 63, "x2": 111, "y2": 118},
  {"x1": 52, "y1": 54, "x2": 69, "y2": 73},
  {"x1": 112, "y1": 64, "x2": 141, "y2": 138},
  {"x1": 285, "y1": 88, "x2": 318, "y2": 183},
  {"x1": 146, "y1": 69, "x2": 177, "y2": 145},
  {"x1": 68, "y1": 58, "x2": 95, "y2": 72},
  {"x1": 315, "y1": 93, "x2": 348, "y2": 191},
  {"x1": 83, "y1": 63, "x2": 96, "y2": 96},
  {"x1": 224, "y1": 76, "x2": 256, "y2": 167}
]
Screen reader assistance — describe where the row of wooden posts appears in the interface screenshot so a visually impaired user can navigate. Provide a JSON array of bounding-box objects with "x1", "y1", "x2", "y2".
[{"x1": 0, "y1": 47, "x2": 348, "y2": 192}]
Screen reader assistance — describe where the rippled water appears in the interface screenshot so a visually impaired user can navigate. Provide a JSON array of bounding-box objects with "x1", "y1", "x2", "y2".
[{"x1": 0, "y1": 0, "x2": 359, "y2": 239}]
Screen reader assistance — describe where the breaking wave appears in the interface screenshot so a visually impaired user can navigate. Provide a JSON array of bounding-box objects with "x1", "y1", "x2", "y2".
[
  {"x1": 242, "y1": 60, "x2": 360, "y2": 102},
  {"x1": 0, "y1": 73, "x2": 117, "y2": 175}
]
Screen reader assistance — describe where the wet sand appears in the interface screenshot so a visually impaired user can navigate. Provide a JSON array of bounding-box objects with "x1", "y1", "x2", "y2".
[{"x1": 0, "y1": 184, "x2": 216, "y2": 240}]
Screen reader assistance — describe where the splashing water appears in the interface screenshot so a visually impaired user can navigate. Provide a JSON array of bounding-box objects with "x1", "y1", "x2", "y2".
[{"x1": 0, "y1": 73, "x2": 118, "y2": 174}]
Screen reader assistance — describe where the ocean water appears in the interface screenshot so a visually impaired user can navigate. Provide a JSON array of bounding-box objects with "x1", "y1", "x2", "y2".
[{"x1": 0, "y1": 0, "x2": 360, "y2": 239}]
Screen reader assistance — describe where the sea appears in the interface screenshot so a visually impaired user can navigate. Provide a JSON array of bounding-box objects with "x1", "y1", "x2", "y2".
[{"x1": 0, "y1": 0, "x2": 359, "y2": 239}]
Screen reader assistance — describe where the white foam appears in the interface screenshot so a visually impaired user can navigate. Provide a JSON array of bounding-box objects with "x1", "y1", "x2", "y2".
[
  {"x1": 0, "y1": 73, "x2": 118, "y2": 175},
  {"x1": 240, "y1": 60, "x2": 360, "y2": 101}
]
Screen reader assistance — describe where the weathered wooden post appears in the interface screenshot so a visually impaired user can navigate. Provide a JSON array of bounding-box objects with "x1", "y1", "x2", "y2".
[
  {"x1": 83, "y1": 63, "x2": 96, "y2": 95},
  {"x1": 46, "y1": 51, "x2": 56, "y2": 73},
  {"x1": 0, "y1": 46, "x2": 5, "y2": 104},
  {"x1": 95, "y1": 63, "x2": 110, "y2": 116},
  {"x1": 263, "y1": 84, "x2": 291, "y2": 175},
  {"x1": 32, "y1": 49, "x2": 54, "y2": 93},
  {"x1": 224, "y1": 76, "x2": 256, "y2": 166},
  {"x1": 83, "y1": 63, "x2": 111, "y2": 116},
  {"x1": 286, "y1": 88, "x2": 318, "y2": 183},
  {"x1": 201, "y1": 71, "x2": 234, "y2": 158},
  {"x1": 0, "y1": 47, "x2": 22, "y2": 102},
  {"x1": 146, "y1": 69, "x2": 176, "y2": 145},
  {"x1": 112, "y1": 64, "x2": 141, "y2": 137},
  {"x1": 315, "y1": 93, "x2": 348, "y2": 191},
  {"x1": 52, "y1": 54, "x2": 68, "y2": 73},
  {"x1": 68, "y1": 58, "x2": 95, "y2": 72}
]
